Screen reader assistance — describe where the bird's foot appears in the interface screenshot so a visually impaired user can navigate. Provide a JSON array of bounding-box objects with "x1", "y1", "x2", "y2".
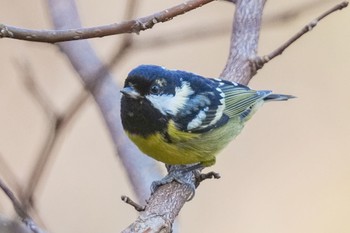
[{"x1": 151, "y1": 164, "x2": 203, "y2": 201}]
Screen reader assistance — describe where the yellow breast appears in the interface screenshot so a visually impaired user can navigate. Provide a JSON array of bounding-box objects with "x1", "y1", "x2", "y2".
[{"x1": 126, "y1": 118, "x2": 244, "y2": 167}]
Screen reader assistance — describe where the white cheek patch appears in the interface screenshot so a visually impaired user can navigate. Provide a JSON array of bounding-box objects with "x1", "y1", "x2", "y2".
[{"x1": 146, "y1": 81, "x2": 194, "y2": 116}]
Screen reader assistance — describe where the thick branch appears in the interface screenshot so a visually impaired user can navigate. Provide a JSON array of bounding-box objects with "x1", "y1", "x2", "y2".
[
  {"x1": 0, "y1": 0, "x2": 214, "y2": 43},
  {"x1": 221, "y1": 0, "x2": 266, "y2": 85},
  {"x1": 122, "y1": 174, "x2": 195, "y2": 233}
]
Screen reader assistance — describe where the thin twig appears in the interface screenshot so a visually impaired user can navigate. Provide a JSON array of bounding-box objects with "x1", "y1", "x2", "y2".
[
  {"x1": 121, "y1": 195, "x2": 146, "y2": 212},
  {"x1": 252, "y1": 1, "x2": 349, "y2": 71},
  {"x1": 0, "y1": 178, "x2": 47, "y2": 233},
  {"x1": 0, "y1": 0, "x2": 214, "y2": 43}
]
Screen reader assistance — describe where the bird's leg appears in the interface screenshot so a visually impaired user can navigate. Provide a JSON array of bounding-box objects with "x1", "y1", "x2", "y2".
[{"x1": 151, "y1": 163, "x2": 204, "y2": 201}]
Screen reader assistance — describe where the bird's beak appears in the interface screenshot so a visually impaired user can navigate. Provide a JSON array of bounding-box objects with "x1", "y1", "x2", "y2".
[{"x1": 120, "y1": 86, "x2": 141, "y2": 99}]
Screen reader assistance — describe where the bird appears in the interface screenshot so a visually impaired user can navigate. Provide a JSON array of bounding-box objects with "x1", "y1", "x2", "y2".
[{"x1": 120, "y1": 64, "x2": 294, "y2": 194}]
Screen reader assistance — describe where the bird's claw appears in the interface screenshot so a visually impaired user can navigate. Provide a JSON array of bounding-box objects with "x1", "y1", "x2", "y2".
[{"x1": 151, "y1": 167, "x2": 196, "y2": 201}]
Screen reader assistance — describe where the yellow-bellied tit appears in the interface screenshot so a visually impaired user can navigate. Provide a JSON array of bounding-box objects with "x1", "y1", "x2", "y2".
[{"x1": 120, "y1": 65, "x2": 294, "y2": 194}]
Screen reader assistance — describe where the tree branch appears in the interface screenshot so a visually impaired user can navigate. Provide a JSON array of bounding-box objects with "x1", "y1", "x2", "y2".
[
  {"x1": 220, "y1": 0, "x2": 266, "y2": 85},
  {"x1": 0, "y1": 0, "x2": 214, "y2": 43},
  {"x1": 122, "y1": 172, "x2": 195, "y2": 233}
]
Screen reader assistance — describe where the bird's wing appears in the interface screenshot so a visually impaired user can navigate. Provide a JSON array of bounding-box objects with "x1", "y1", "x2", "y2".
[
  {"x1": 173, "y1": 89, "x2": 226, "y2": 133},
  {"x1": 218, "y1": 81, "x2": 271, "y2": 118},
  {"x1": 173, "y1": 79, "x2": 271, "y2": 133}
]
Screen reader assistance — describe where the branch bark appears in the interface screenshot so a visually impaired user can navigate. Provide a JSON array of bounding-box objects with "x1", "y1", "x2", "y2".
[{"x1": 221, "y1": 0, "x2": 266, "y2": 85}]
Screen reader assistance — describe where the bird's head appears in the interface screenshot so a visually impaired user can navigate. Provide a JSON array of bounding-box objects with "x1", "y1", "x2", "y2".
[{"x1": 121, "y1": 65, "x2": 194, "y2": 116}]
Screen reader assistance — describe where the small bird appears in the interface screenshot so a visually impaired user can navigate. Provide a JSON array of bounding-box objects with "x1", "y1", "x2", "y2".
[{"x1": 120, "y1": 65, "x2": 293, "y2": 192}]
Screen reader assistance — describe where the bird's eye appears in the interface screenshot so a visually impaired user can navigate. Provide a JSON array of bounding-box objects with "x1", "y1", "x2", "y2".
[{"x1": 150, "y1": 85, "x2": 161, "y2": 95}]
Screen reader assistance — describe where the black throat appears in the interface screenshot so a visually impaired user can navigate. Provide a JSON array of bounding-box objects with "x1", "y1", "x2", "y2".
[{"x1": 121, "y1": 96, "x2": 169, "y2": 137}]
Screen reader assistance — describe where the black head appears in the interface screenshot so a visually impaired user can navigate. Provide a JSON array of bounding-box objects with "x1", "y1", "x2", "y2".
[{"x1": 122, "y1": 65, "x2": 182, "y2": 98}]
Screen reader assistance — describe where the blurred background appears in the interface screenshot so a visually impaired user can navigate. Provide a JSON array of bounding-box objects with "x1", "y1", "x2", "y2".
[{"x1": 0, "y1": 0, "x2": 349, "y2": 232}]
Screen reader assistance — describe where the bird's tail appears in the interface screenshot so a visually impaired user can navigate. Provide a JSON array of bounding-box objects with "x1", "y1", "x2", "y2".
[{"x1": 263, "y1": 93, "x2": 296, "y2": 102}]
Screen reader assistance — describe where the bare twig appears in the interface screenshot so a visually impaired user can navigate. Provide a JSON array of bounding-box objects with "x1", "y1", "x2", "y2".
[
  {"x1": 252, "y1": 1, "x2": 349, "y2": 71},
  {"x1": 0, "y1": 0, "x2": 214, "y2": 43},
  {"x1": 121, "y1": 195, "x2": 145, "y2": 212},
  {"x1": 0, "y1": 178, "x2": 47, "y2": 233}
]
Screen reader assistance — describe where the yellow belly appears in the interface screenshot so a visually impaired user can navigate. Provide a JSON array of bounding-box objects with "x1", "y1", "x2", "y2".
[{"x1": 127, "y1": 118, "x2": 243, "y2": 167}]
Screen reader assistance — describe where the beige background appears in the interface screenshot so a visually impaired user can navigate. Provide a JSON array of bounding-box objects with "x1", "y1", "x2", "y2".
[{"x1": 1, "y1": 0, "x2": 350, "y2": 232}]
